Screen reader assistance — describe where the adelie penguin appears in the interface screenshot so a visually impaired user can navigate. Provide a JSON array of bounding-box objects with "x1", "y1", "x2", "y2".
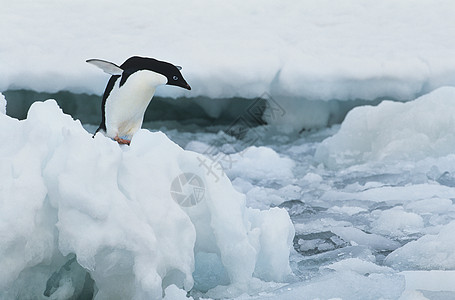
[{"x1": 87, "y1": 56, "x2": 191, "y2": 145}]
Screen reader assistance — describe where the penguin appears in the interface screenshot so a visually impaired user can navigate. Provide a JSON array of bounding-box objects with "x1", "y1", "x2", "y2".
[{"x1": 87, "y1": 56, "x2": 191, "y2": 145}]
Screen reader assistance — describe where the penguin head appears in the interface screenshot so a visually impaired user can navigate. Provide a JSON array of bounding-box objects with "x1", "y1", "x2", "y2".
[
  {"x1": 87, "y1": 56, "x2": 191, "y2": 90},
  {"x1": 164, "y1": 65, "x2": 192, "y2": 90},
  {"x1": 120, "y1": 56, "x2": 191, "y2": 90}
]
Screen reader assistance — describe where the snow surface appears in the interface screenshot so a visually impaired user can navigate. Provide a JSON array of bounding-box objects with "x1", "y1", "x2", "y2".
[
  {"x1": 0, "y1": 98, "x2": 294, "y2": 299},
  {"x1": 2, "y1": 0, "x2": 455, "y2": 130},
  {"x1": 2, "y1": 0, "x2": 455, "y2": 100}
]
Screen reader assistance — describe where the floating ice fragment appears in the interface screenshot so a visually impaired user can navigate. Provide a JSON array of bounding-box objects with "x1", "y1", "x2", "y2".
[
  {"x1": 223, "y1": 146, "x2": 295, "y2": 182},
  {"x1": 436, "y1": 171, "x2": 455, "y2": 187},
  {"x1": 385, "y1": 221, "x2": 455, "y2": 270},
  {"x1": 331, "y1": 227, "x2": 400, "y2": 251},
  {"x1": 322, "y1": 258, "x2": 394, "y2": 275},
  {"x1": 279, "y1": 200, "x2": 326, "y2": 217},
  {"x1": 293, "y1": 231, "x2": 348, "y2": 256},
  {"x1": 371, "y1": 207, "x2": 424, "y2": 238}
]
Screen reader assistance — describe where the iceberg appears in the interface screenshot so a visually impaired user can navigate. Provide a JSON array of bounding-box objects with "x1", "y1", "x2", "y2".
[{"x1": 0, "y1": 97, "x2": 294, "y2": 299}]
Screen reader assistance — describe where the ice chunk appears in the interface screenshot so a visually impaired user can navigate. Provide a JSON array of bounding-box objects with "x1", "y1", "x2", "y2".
[
  {"x1": 385, "y1": 221, "x2": 455, "y2": 270},
  {"x1": 293, "y1": 231, "x2": 348, "y2": 256},
  {"x1": 404, "y1": 198, "x2": 454, "y2": 214},
  {"x1": 321, "y1": 183, "x2": 455, "y2": 203},
  {"x1": 399, "y1": 290, "x2": 429, "y2": 300},
  {"x1": 244, "y1": 186, "x2": 286, "y2": 209},
  {"x1": 402, "y1": 271, "x2": 455, "y2": 292},
  {"x1": 232, "y1": 180, "x2": 302, "y2": 209},
  {"x1": 371, "y1": 207, "x2": 424, "y2": 238},
  {"x1": 0, "y1": 100, "x2": 294, "y2": 299},
  {"x1": 250, "y1": 271, "x2": 405, "y2": 300},
  {"x1": 331, "y1": 227, "x2": 400, "y2": 251},
  {"x1": 302, "y1": 172, "x2": 323, "y2": 184},
  {"x1": 294, "y1": 218, "x2": 352, "y2": 235},
  {"x1": 163, "y1": 285, "x2": 193, "y2": 300},
  {"x1": 327, "y1": 205, "x2": 367, "y2": 216},
  {"x1": 435, "y1": 171, "x2": 455, "y2": 187},
  {"x1": 0, "y1": 101, "x2": 60, "y2": 290},
  {"x1": 315, "y1": 87, "x2": 455, "y2": 168},
  {"x1": 223, "y1": 146, "x2": 295, "y2": 182},
  {"x1": 322, "y1": 258, "x2": 394, "y2": 275},
  {"x1": 247, "y1": 208, "x2": 294, "y2": 282},
  {"x1": 279, "y1": 200, "x2": 326, "y2": 217}
]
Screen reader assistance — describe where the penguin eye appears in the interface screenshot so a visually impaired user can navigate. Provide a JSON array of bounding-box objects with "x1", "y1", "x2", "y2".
[{"x1": 173, "y1": 75, "x2": 178, "y2": 81}]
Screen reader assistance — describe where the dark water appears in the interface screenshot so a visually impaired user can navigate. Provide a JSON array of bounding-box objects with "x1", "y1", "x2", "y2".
[{"x1": 3, "y1": 89, "x2": 267, "y2": 127}]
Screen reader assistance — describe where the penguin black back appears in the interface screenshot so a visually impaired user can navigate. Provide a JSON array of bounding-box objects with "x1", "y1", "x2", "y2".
[{"x1": 96, "y1": 75, "x2": 120, "y2": 133}]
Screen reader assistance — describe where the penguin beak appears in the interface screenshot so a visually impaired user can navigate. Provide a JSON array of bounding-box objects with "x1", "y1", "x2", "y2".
[{"x1": 168, "y1": 79, "x2": 191, "y2": 90}]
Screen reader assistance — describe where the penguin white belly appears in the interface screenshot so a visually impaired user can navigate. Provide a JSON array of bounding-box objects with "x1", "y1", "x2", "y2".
[{"x1": 104, "y1": 70, "x2": 167, "y2": 140}]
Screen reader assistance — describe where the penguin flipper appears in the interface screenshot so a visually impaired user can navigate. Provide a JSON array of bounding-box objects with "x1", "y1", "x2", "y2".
[{"x1": 86, "y1": 59, "x2": 123, "y2": 75}]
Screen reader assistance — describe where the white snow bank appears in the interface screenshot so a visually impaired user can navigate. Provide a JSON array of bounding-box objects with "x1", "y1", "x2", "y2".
[
  {"x1": 385, "y1": 221, "x2": 455, "y2": 270},
  {"x1": 1, "y1": 0, "x2": 455, "y2": 103},
  {"x1": 0, "y1": 100, "x2": 294, "y2": 299},
  {"x1": 315, "y1": 87, "x2": 455, "y2": 168}
]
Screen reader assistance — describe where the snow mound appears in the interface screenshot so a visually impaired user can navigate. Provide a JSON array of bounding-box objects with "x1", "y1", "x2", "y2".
[
  {"x1": 315, "y1": 87, "x2": 455, "y2": 168},
  {"x1": 2, "y1": 1, "x2": 455, "y2": 102},
  {"x1": 0, "y1": 100, "x2": 294, "y2": 299},
  {"x1": 385, "y1": 221, "x2": 455, "y2": 270}
]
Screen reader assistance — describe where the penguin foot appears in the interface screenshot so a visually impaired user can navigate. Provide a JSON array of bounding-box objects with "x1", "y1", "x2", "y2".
[{"x1": 114, "y1": 136, "x2": 131, "y2": 145}]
